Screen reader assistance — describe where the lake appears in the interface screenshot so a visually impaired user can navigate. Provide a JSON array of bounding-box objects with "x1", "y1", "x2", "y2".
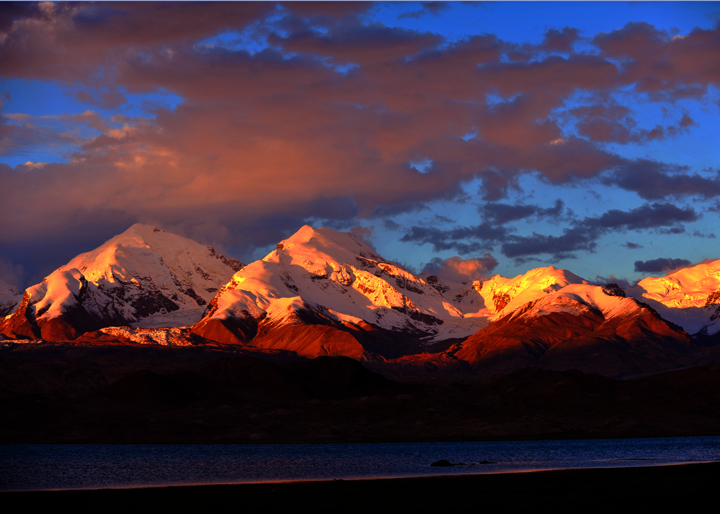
[{"x1": 2, "y1": 436, "x2": 720, "y2": 491}]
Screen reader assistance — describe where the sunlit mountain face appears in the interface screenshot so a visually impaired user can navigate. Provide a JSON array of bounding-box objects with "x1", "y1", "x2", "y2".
[
  {"x1": 3, "y1": 224, "x2": 718, "y2": 380},
  {"x1": 1, "y1": 2, "x2": 719, "y2": 316}
]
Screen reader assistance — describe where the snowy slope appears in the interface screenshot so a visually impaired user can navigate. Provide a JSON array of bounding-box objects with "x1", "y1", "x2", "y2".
[
  {"x1": 503, "y1": 283, "x2": 641, "y2": 323},
  {"x1": 194, "y1": 225, "x2": 487, "y2": 346},
  {"x1": 453, "y1": 282, "x2": 692, "y2": 377},
  {"x1": 627, "y1": 259, "x2": 720, "y2": 335},
  {"x1": 192, "y1": 226, "x2": 600, "y2": 360},
  {"x1": 0, "y1": 278, "x2": 21, "y2": 317},
  {"x1": 420, "y1": 266, "x2": 588, "y2": 321},
  {"x1": 0, "y1": 224, "x2": 242, "y2": 340}
]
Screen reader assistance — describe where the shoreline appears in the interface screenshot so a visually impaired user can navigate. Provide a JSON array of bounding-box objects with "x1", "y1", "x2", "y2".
[
  {"x1": 4, "y1": 461, "x2": 720, "y2": 510},
  {"x1": 2, "y1": 458, "x2": 716, "y2": 494}
]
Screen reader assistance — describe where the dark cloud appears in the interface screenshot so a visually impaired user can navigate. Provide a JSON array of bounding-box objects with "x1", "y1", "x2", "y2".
[
  {"x1": 0, "y1": 258, "x2": 25, "y2": 289},
  {"x1": 0, "y1": 1, "x2": 43, "y2": 32},
  {"x1": 501, "y1": 226, "x2": 597, "y2": 259},
  {"x1": 692, "y1": 231, "x2": 716, "y2": 239},
  {"x1": 540, "y1": 27, "x2": 581, "y2": 53},
  {"x1": 570, "y1": 103, "x2": 692, "y2": 144},
  {"x1": 500, "y1": 202, "x2": 698, "y2": 260},
  {"x1": 478, "y1": 169, "x2": 521, "y2": 201},
  {"x1": 400, "y1": 223, "x2": 506, "y2": 255},
  {"x1": 658, "y1": 226, "x2": 686, "y2": 235},
  {"x1": 585, "y1": 202, "x2": 698, "y2": 231},
  {"x1": 594, "y1": 22, "x2": 720, "y2": 98},
  {"x1": 382, "y1": 219, "x2": 402, "y2": 231},
  {"x1": 269, "y1": 23, "x2": 443, "y2": 65},
  {"x1": 594, "y1": 275, "x2": 632, "y2": 289},
  {"x1": 482, "y1": 203, "x2": 537, "y2": 224},
  {"x1": 624, "y1": 242, "x2": 644, "y2": 249},
  {"x1": 603, "y1": 160, "x2": 720, "y2": 200},
  {"x1": 399, "y1": 2, "x2": 452, "y2": 20},
  {"x1": 634, "y1": 258, "x2": 692, "y2": 274},
  {"x1": 0, "y1": 2, "x2": 274, "y2": 79},
  {"x1": 481, "y1": 199, "x2": 564, "y2": 224},
  {"x1": 281, "y1": 2, "x2": 372, "y2": 18},
  {"x1": 349, "y1": 225, "x2": 375, "y2": 248}
]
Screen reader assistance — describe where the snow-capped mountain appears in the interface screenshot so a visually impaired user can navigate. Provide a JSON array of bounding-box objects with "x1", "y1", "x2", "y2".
[
  {"x1": 0, "y1": 278, "x2": 21, "y2": 317},
  {"x1": 451, "y1": 283, "x2": 692, "y2": 377},
  {"x1": 2, "y1": 222, "x2": 715, "y2": 380},
  {"x1": 627, "y1": 259, "x2": 720, "y2": 336},
  {"x1": 191, "y1": 226, "x2": 610, "y2": 360},
  {"x1": 434, "y1": 266, "x2": 589, "y2": 320},
  {"x1": 0, "y1": 224, "x2": 242, "y2": 341},
  {"x1": 191, "y1": 225, "x2": 481, "y2": 359}
]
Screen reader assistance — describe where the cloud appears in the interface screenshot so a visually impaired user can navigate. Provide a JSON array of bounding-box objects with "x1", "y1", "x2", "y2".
[
  {"x1": 603, "y1": 160, "x2": 720, "y2": 200},
  {"x1": 422, "y1": 254, "x2": 498, "y2": 282},
  {"x1": 0, "y1": 6, "x2": 717, "y2": 276},
  {"x1": 594, "y1": 274, "x2": 632, "y2": 289},
  {"x1": 569, "y1": 103, "x2": 693, "y2": 144},
  {"x1": 269, "y1": 23, "x2": 443, "y2": 66},
  {"x1": 349, "y1": 225, "x2": 375, "y2": 248},
  {"x1": 478, "y1": 169, "x2": 521, "y2": 201},
  {"x1": 584, "y1": 202, "x2": 699, "y2": 231},
  {"x1": 400, "y1": 222, "x2": 509, "y2": 254},
  {"x1": 693, "y1": 231, "x2": 716, "y2": 239},
  {"x1": 593, "y1": 22, "x2": 720, "y2": 98},
  {"x1": 540, "y1": 27, "x2": 581, "y2": 53},
  {"x1": 281, "y1": 2, "x2": 373, "y2": 18},
  {"x1": 0, "y1": 258, "x2": 24, "y2": 289},
  {"x1": 399, "y1": 2, "x2": 452, "y2": 20},
  {"x1": 624, "y1": 242, "x2": 644, "y2": 249},
  {"x1": 501, "y1": 226, "x2": 597, "y2": 259},
  {"x1": 501, "y1": 202, "x2": 699, "y2": 260},
  {"x1": 481, "y1": 199, "x2": 564, "y2": 224},
  {"x1": 634, "y1": 258, "x2": 692, "y2": 273}
]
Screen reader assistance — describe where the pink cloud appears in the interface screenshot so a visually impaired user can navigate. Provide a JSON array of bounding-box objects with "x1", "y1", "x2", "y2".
[{"x1": 423, "y1": 255, "x2": 499, "y2": 282}]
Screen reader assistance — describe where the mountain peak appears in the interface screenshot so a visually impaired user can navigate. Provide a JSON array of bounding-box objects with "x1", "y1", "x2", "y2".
[
  {"x1": 1, "y1": 225, "x2": 242, "y2": 340},
  {"x1": 628, "y1": 258, "x2": 720, "y2": 335},
  {"x1": 268, "y1": 225, "x2": 379, "y2": 265}
]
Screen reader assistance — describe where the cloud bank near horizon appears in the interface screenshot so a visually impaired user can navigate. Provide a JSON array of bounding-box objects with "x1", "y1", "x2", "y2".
[{"x1": 1, "y1": 2, "x2": 719, "y2": 287}]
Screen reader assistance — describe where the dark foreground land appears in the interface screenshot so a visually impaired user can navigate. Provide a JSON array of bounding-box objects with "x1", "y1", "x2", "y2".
[
  {"x1": 5, "y1": 462, "x2": 720, "y2": 512},
  {"x1": 2, "y1": 342, "x2": 720, "y2": 443}
]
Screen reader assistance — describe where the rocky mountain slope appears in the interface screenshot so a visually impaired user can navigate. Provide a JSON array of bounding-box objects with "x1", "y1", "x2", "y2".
[{"x1": 0, "y1": 224, "x2": 242, "y2": 341}]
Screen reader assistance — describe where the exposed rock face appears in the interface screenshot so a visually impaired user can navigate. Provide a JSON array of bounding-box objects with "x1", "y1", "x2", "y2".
[
  {"x1": 602, "y1": 283, "x2": 626, "y2": 297},
  {"x1": 0, "y1": 224, "x2": 242, "y2": 341}
]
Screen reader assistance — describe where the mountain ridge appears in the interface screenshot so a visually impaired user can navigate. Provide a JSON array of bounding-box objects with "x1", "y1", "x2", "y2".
[
  {"x1": 0, "y1": 224, "x2": 242, "y2": 341},
  {"x1": 3, "y1": 223, "x2": 719, "y2": 379}
]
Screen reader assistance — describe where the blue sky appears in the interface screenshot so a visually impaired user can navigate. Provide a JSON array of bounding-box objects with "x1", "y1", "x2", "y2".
[{"x1": 1, "y1": 1, "x2": 719, "y2": 288}]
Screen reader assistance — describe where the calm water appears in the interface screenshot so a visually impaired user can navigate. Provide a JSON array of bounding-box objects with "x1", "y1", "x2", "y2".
[{"x1": 2, "y1": 436, "x2": 720, "y2": 491}]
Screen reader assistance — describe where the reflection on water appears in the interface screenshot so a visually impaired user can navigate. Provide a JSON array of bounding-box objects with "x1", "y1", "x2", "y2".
[{"x1": 2, "y1": 436, "x2": 720, "y2": 491}]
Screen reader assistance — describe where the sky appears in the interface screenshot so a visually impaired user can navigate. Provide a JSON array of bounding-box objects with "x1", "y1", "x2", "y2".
[{"x1": 1, "y1": 1, "x2": 719, "y2": 289}]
